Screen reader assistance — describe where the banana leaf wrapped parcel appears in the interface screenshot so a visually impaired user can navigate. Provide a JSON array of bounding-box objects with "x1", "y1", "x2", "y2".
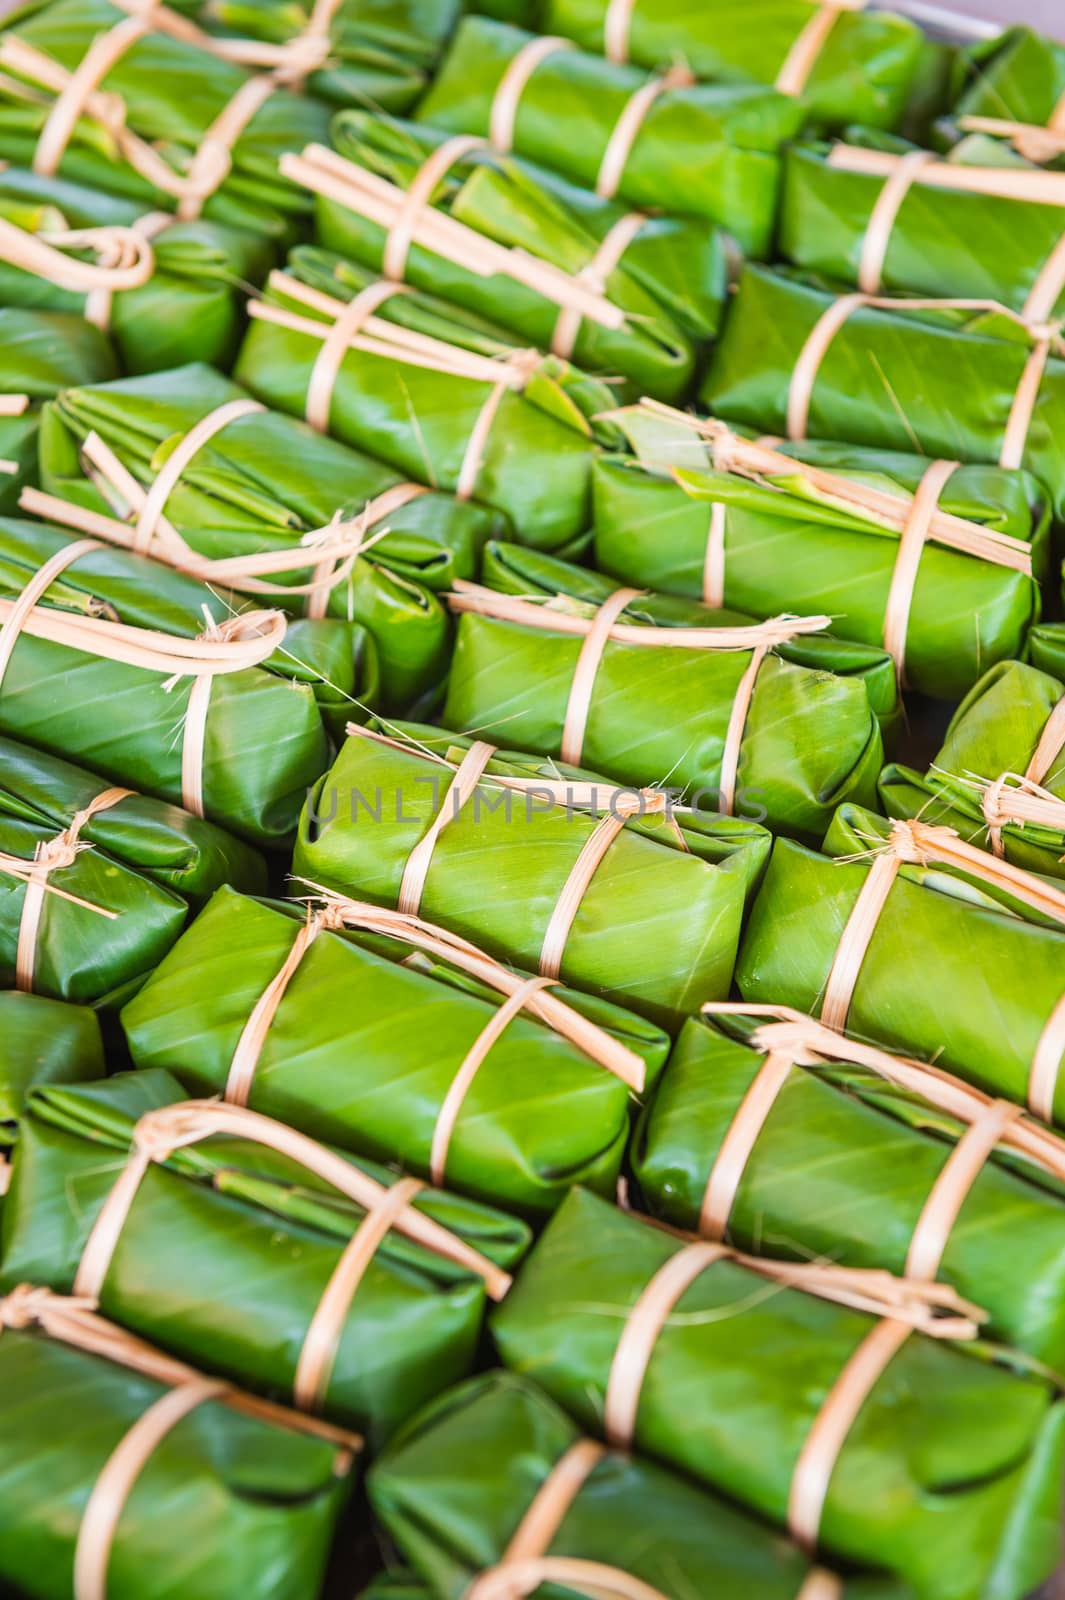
[
  {"x1": 370, "y1": 1369, "x2": 914, "y2": 1600},
  {"x1": 293, "y1": 721, "x2": 769, "y2": 1029},
  {"x1": 593, "y1": 408, "x2": 1048, "y2": 700},
  {"x1": 737, "y1": 806, "x2": 1065, "y2": 1126},
  {"x1": 701, "y1": 264, "x2": 1065, "y2": 520},
  {"x1": 492, "y1": 1187, "x2": 1065, "y2": 1600},
  {"x1": 442, "y1": 542, "x2": 892, "y2": 841},
  {"x1": 32, "y1": 363, "x2": 500, "y2": 710},
  {"x1": 539, "y1": 0, "x2": 925, "y2": 132},
  {"x1": 235, "y1": 254, "x2": 618, "y2": 553},
  {"x1": 358, "y1": 1578, "x2": 427, "y2": 1600},
  {"x1": 0, "y1": 990, "x2": 103, "y2": 1189},
  {"x1": 414, "y1": 18, "x2": 807, "y2": 256},
  {"x1": 0, "y1": 305, "x2": 117, "y2": 512},
  {"x1": 174, "y1": 0, "x2": 458, "y2": 109},
  {"x1": 0, "y1": 1289, "x2": 359, "y2": 1600},
  {"x1": 879, "y1": 656, "x2": 1065, "y2": 879},
  {"x1": 121, "y1": 883, "x2": 670, "y2": 1216},
  {"x1": 943, "y1": 26, "x2": 1065, "y2": 168},
  {"x1": 0, "y1": 166, "x2": 274, "y2": 372},
  {"x1": 284, "y1": 112, "x2": 729, "y2": 403},
  {"x1": 1, "y1": 1069, "x2": 528, "y2": 1443},
  {"x1": 0, "y1": 0, "x2": 331, "y2": 241},
  {"x1": 0, "y1": 515, "x2": 343, "y2": 846},
  {"x1": 0, "y1": 734, "x2": 265, "y2": 1006},
  {"x1": 636, "y1": 1003, "x2": 1065, "y2": 1373},
  {"x1": 779, "y1": 135, "x2": 1065, "y2": 318}
]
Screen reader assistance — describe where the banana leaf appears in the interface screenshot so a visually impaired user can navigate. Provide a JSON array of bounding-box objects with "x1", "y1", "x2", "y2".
[
  {"x1": 234, "y1": 247, "x2": 619, "y2": 554},
  {"x1": 593, "y1": 414, "x2": 1049, "y2": 701},
  {"x1": 0, "y1": 991, "x2": 103, "y2": 1193},
  {"x1": 701, "y1": 264, "x2": 1065, "y2": 521},
  {"x1": 779, "y1": 134, "x2": 1065, "y2": 315},
  {"x1": 441, "y1": 540, "x2": 889, "y2": 841},
  {"x1": 879, "y1": 656, "x2": 1065, "y2": 879},
  {"x1": 1031, "y1": 621, "x2": 1065, "y2": 677},
  {"x1": 33, "y1": 363, "x2": 502, "y2": 711},
  {"x1": 0, "y1": 165, "x2": 274, "y2": 372},
  {"x1": 942, "y1": 27, "x2": 1065, "y2": 168},
  {"x1": 414, "y1": 17, "x2": 807, "y2": 257},
  {"x1": 736, "y1": 803, "x2": 1065, "y2": 1125},
  {"x1": 293, "y1": 722, "x2": 767, "y2": 1030},
  {"x1": 120, "y1": 882, "x2": 670, "y2": 1217},
  {"x1": 370, "y1": 1369, "x2": 915, "y2": 1600},
  {"x1": 358, "y1": 1578, "x2": 428, "y2": 1600},
  {"x1": 1, "y1": 1068, "x2": 529, "y2": 1444},
  {"x1": 0, "y1": 734, "x2": 265, "y2": 1007},
  {"x1": 0, "y1": 515, "x2": 342, "y2": 846},
  {"x1": 0, "y1": 1288, "x2": 357, "y2": 1600},
  {"x1": 539, "y1": 0, "x2": 924, "y2": 131},
  {"x1": 173, "y1": 0, "x2": 456, "y2": 108},
  {"x1": 491, "y1": 1186, "x2": 1065, "y2": 1600},
  {"x1": 0, "y1": 0, "x2": 331, "y2": 242},
  {"x1": 635, "y1": 1006, "x2": 1065, "y2": 1373},
  {"x1": 0, "y1": 304, "x2": 117, "y2": 512},
  {"x1": 297, "y1": 111, "x2": 729, "y2": 403}
]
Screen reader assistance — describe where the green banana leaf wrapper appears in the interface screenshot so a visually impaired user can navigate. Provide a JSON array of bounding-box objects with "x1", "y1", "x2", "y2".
[
  {"x1": 701, "y1": 264, "x2": 1065, "y2": 521},
  {"x1": 235, "y1": 246, "x2": 618, "y2": 553},
  {"x1": 540, "y1": 0, "x2": 924, "y2": 131},
  {"x1": 0, "y1": 166, "x2": 274, "y2": 372},
  {"x1": 0, "y1": 1292, "x2": 356, "y2": 1600},
  {"x1": 942, "y1": 27, "x2": 1065, "y2": 167},
  {"x1": 0, "y1": 734, "x2": 265, "y2": 1006},
  {"x1": 0, "y1": 990, "x2": 103, "y2": 1187},
  {"x1": 879, "y1": 655, "x2": 1065, "y2": 878},
  {"x1": 0, "y1": 515, "x2": 345, "y2": 846},
  {"x1": 779, "y1": 133, "x2": 1065, "y2": 315},
  {"x1": 174, "y1": 0, "x2": 457, "y2": 108},
  {"x1": 0, "y1": 305, "x2": 117, "y2": 512},
  {"x1": 492, "y1": 1186, "x2": 1065, "y2": 1600},
  {"x1": 370, "y1": 1369, "x2": 914, "y2": 1600},
  {"x1": 442, "y1": 540, "x2": 891, "y2": 841},
  {"x1": 308, "y1": 111, "x2": 729, "y2": 403},
  {"x1": 36, "y1": 363, "x2": 502, "y2": 711},
  {"x1": 2, "y1": 1068, "x2": 530, "y2": 1444},
  {"x1": 1031, "y1": 621, "x2": 1065, "y2": 677},
  {"x1": 121, "y1": 882, "x2": 670, "y2": 1217},
  {"x1": 357, "y1": 1578, "x2": 428, "y2": 1600},
  {"x1": 737, "y1": 802, "x2": 1065, "y2": 1124},
  {"x1": 636, "y1": 1008, "x2": 1065, "y2": 1373},
  {"x1": 294, "y1": 721, "x2": 768, "y2": 1030},
  {"x1": 414, "y1": 17, "x2": 807, "y2": 257},
  {"x1": 593, "y1": 418, "x2": 1048, "y2": 701},
  {"x1": 0, "y1": 0, "x2": 331, "y2": 241}
]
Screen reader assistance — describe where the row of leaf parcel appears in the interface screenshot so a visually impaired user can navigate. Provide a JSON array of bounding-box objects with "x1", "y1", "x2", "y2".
[{"x1": 5, "y1": 1, "x2": 1065, "y2": 1599}]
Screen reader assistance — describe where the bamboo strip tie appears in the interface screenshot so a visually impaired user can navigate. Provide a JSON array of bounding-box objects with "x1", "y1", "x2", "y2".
[
  {"x1": 220, "y1": 872, "x2": 644, "y2": 1172},
  {"x1": 25, "y1": 454, "x2": 427, "y2": 619},
  {"x1": 636, "y1": 400, "x2": 1032, "y2": 641},
  {"x1": 0, "y1": 12, "x2": 285, "y2": 222},
  {"x1": 447, "y1": 578, "x2": 831, "y2": 811},
  {"x1": 0, "y1": 1283, "x2": 361, "y2": 1600},
  {"x1": 601, "y1": 1218, "x2": 981, "y2": 1558},
  {"x1": 958, "y1": 94, "x2": 1065, "y2": 166},
  {"x1": 0, "y1": 215, "x2": 156, "y2": 297},
  {"x1": 279, "y1": 142, "x2": 626, "y2": 332},
  {"x1": 817, "y1": 820, "x2": 1065, "y2": 1120},
  {"x1": 71, "y1": 1098, "x2": 511, "y2": 1338},
  {"x1": 247, "y1": 271, "x2": 543, "y2": 501},
  {"x1": 0, "y1": 529, "x2": 286, "y2": 817},
  {"x1": 783, "y1": 293, "x2": 1065, "y2": 471},
  {"x1": 2, "y1": 785, "x2": 131, "y2": 993},
  {"x1": 775, "y1": 0, "x2": 867, "y2": 98},
  {"x1": 981, "y1": 693, "x2": 1065, "y2": 855},
  {"x1": 706, "y1": 1001, "x2": 1065, "y2": 1180}
]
